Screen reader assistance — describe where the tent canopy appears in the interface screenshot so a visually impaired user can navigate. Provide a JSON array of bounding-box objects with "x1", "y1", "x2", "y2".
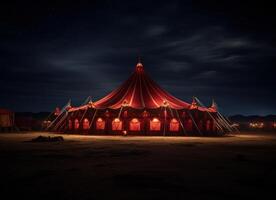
[{"x1": 69, "y1": 62, "x2": 216, "y2": 112}]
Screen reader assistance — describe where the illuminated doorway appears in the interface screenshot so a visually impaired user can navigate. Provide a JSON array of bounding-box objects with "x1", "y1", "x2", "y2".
[
  {"x1": 129, "y1": 118, "x2": 140, "y2": 131},
  {"x1": 150, "y1": 118, "x2": 161, "y2": 131}
]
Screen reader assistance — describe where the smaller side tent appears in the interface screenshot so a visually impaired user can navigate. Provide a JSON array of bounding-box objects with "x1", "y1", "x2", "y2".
[{"x1": 0, "y1": 108, "x2": 14, "y2": 131}]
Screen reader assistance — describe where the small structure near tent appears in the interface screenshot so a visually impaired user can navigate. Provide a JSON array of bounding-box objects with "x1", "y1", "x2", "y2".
[
  {"x1": 0, "y1": 108, "x2": 15, "y2": 132},
  {"x1": 45, "y1": 60, "x2": 236, "y2": 136}
]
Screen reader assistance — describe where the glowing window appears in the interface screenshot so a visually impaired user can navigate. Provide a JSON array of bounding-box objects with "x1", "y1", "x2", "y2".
[
  {"x1": 74, "y1": 119, "x2": 79, "y2": 129},
  {"x1": 150, "y1": 118, "x2": 161, "y2": 131},
  {"x1": 83, "y1": 118, "x2": 90, "y2": 130},
  {"x1": 68, "y1": 120, "x2": 72, "y2": 130},
  {"x1": 129, "y1": 118, "x2": 140, "y2": 131},
  {"x1": 169, "y1": 118, "x2": 179, "y2": 132},
  {"x1": 96, "y1": 118, "x2": 105, "y2": 130},
  {"x1": 112, "y1": 118, "x2": 122, "y2": 131}
]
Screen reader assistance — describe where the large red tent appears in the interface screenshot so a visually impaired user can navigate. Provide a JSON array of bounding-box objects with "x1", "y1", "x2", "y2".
[{"x1": 47, "y1": 61, "x2": 233, "y2": 135}]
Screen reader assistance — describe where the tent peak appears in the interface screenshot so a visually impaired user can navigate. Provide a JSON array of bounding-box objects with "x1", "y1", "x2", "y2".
[
  {"x1": 136, "y1": 61, "x2": 144, "y2": 72},
  {"x1": 210, "y1": 98, "x2": 217, "y2": 111},
  {"x1": 190, "y1": 97, "x2": 198, "y2": 109}
]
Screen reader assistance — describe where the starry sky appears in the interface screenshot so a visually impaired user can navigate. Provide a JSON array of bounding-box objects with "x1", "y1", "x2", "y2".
[{"x1": 1, "y1": 0, "x2": 275, "y2": 115}]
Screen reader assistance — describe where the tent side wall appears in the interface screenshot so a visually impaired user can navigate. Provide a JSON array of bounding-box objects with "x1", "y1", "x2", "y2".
[{"x1": 63, "y1": 107, "x2": 219, "y2": 136}]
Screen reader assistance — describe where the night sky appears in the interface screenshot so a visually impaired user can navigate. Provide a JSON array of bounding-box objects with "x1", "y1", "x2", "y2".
[{"x1": 1, "y1": 0, "x2": 275, "y2": 115}]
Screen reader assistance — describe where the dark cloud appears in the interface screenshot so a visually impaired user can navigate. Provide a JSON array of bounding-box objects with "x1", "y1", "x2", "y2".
[{"x1": 0, "y1": 0, "x2": 275, "y2": 115}]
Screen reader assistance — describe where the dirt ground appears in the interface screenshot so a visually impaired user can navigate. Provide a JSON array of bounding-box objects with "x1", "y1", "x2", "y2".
[{"x1": 0, "y1": 131, "x2": 276, "y2": 200}]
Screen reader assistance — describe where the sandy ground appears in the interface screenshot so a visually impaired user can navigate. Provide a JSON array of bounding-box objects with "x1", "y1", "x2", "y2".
[{"x1": 0, "y1": 131, "x2": 276, "y2": 199}]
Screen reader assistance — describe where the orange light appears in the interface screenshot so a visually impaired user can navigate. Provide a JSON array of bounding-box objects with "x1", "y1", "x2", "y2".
[
  {"x1": 152, "y1": 118, "x2": 159, "y2": 122},
  {"x1": 97, "y1": 118, "x2": 103, "y2": 122},
  {"x1": 131, "y1": 118, "x2": 139, "y2": 123},
  {"x1": 171, "y1": 118, "x2": 178, "y2": 123},
  {"x1": 114, "y1": 118, "x2": 120, "y2": 122}
]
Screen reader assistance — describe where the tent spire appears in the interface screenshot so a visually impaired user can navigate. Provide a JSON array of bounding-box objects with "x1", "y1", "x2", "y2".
[
  {"x1": 190, "y1": 96, "x2": 198, "y2": 109},
  {"x1": 210, "y1": 98, "x2": 217, "y2": 111},
  {"x1": 136, "y1": 56, "x2": 144, "y2": 72}
]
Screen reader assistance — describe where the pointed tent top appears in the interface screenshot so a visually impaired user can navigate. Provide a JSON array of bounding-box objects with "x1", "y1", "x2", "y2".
[
  {"x1": 88, "y1": 99, "x2": 95, "y2": 108},
  {"x1": 66, "y1": 99, "x2": 72, "y2": 110},
  {"x1": 190, "y1": 96, "x2": 198, "y2": 109},
  {"x1": 210, "y1": 98, "x2": 217, "y2": 111},
  {"x1": 136, "y1": 57, "x2": 144, "y2": 72}
]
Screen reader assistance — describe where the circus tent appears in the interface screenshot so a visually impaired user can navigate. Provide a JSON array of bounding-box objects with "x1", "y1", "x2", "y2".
[{"x1": 46, "y1": 61, "x2": 235, "y2": 135}]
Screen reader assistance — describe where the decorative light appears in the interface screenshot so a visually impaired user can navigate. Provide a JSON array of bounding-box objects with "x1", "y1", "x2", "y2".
[
  {"x1": 122, "y1": 130, "x2": 128, "y2": 136},
  {"x1": 88, "y1": 100, "x2": 94, "y2": 108},
  {"x1": 54, "y1": 107, "x2": 60, "y2": 116},
  {"x1": 249, "y1": 122, "x2": 264, "y2": 128},
  {"x1": 152, "y1": 118, "x2": 160, "y2": 122},
  {"x1": 97, "y1": 118, "x2": 103, "y2": 122},
  {"x1": 122, "y1": 100, "x2": 129, "y2": 107},
  {"x1": 142, "y1": 110, "x2": 149, "y2": 118},
  {"x1": 131, "y1": 118, "x2": 139, "y2": 123},
  {"x1": 136, "y1": 62, "x2": 144, "y2": 72},
  {"x1": 114, "y1": 118, "x2": 120, "y2": 123},
  {"x1": 190, "y1": 97, "x2": 198, "y2": 109},
  {"x1": 163, "y1": 100, "x2": 168, "y2": 107},
  {"x1": 171, "y1": 118, "x2": 178, "y2": 123},
  {"x1": 105, "y1": 110, "x2": 110, "y2": 118}
]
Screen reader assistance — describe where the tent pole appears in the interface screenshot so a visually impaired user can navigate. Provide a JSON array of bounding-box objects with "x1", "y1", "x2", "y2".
[
  {"x1": 117, "y1": 106, "x2": 124, "y2": 119},
  {"x1": 89, "y1": 109, "x2": 98, "y2": 130},
  {"x1": 194, "y1": 97, "x2": 226, "y2": 134},
  {"x1": 80, "y1": 107, "x2": 89, "y2": 123},
  {"x1": 168, "y1": 106, "x2": 187, "y2": 135},
  {"x1": 41, "y1": 110, "x2": 55, "y2": 131},
  {"x1": 174, "y1": 109, "x2": 187, "y2": 135},
  {"x1": 163, "y1": 106, "x2": 167, "y2": 136},
  {"x1": 222, "y1": 114, "x2": 239, "y2": 132},
  {"x1": 55, "y1": 112, "x2": 69, "y2": 131},
  {"x1": 45, "y1": 100, "x2": 70, "y2": 130},
  {"x1": 187, "y1": 110, "x2": 202, "y2": 136},
  {"x1": 217, "y1": 112, "x2": 238, "y2": 132},
  {"x1": 216, "y1": 114, "x2": 233, "y2": 132},
  {"x1": 53, "y1": 112, "x2": 68, "y2": 131}
]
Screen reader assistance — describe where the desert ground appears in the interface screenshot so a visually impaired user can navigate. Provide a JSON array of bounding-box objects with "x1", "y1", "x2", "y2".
[{"x1": 0, "y1": 131, "x2": 276, "y2": 199}]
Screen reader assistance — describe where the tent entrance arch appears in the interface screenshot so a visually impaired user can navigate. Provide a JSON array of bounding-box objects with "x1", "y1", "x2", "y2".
[{"x1": 129, "y1": 118, "x2": 141, "y2": 131}]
